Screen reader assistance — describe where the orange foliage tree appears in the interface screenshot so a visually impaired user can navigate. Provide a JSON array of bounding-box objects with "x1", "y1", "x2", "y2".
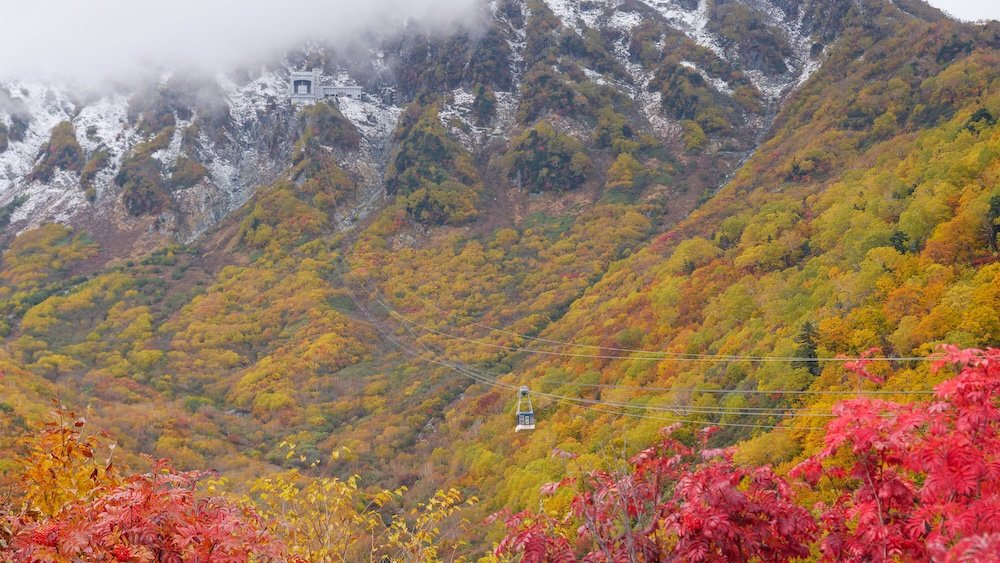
[{"x1": 1, "y1": 413, "x2": 287, "y2": 561}]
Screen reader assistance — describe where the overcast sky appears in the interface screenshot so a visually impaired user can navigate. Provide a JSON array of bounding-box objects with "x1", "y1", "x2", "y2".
[
  {"x1": 0, "y1": 0, "x2": 481, "y2": 82},
  {"x1": 925, "y1": 0, "x2": 1000, "y2": 21},
  {"x1": 0, "y1": 0, "x2": 998, "y2": 83}
]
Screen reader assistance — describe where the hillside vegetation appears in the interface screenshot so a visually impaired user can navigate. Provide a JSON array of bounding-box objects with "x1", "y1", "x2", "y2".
[{"x1": 2, "y1": 0, "x2": 1000, "y2": 559}]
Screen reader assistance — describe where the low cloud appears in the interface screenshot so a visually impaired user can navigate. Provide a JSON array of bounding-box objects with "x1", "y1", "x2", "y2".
[{"x1": 0, "y1": 0, "x2": 483, "y2": 82}]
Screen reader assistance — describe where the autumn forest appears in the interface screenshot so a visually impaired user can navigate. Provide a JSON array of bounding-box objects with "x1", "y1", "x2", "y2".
[{"x1": 2, "y1": 0, "x2": 1000, "y2": 560}]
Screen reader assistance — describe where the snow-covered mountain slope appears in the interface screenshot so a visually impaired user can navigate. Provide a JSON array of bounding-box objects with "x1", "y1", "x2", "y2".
[
  {"x1": 0, "y1": 69, "x2": 402, "y2": 250},
  {"x1": 0, "y1": 0, "x2": 862, "y2": 254},
  {"x1": 543, "y1": 0, "x2": 822, "y2": 107}
]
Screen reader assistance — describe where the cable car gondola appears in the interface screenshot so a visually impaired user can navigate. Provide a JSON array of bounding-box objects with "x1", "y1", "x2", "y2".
[{"x1": 515, "y1": 386, "x2": 535, "y2": 432}]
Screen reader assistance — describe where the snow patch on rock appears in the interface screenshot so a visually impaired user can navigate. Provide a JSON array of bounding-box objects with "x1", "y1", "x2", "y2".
[
  {"x1": 73, "y1": 95, "x2": 132, "y2": 158},
  {"x1": 0, "y1": 82, "x2": 75, "y2": 198},
  {"x1": 544, "y1": 0, "x2": 582, "y2": 33},
  {"x1": 544, "y1": 0, "x2": 608, "y2": 33},
  {"x1": 632, "y1": 0, "x2": 823, "y2": 103},
  {"x1": 608, "y1": 9, "x2": 644, "y2": 30},
  {"x1": 639, "y1": 0, "x2": 725, "y2": 57},
  {"x1": 334, "y1": 94, "x2": 404, "y2": 228},
  {"x1": 603, "y1": 29, "x2": 678, "y2": 140},
  {"x1": 217, "y1": 70, "x2": 286, "y2": 132},
  {"x1": 10, "y1": 170, "x2": 87, "y2": 226},
  {"x1": 338, "y1": 96, "x2": 401, "y2": 143},
  {"x1": 153, "y1": 119, "x2": 190, "y2": 170},
  {"x1": 439, "y1": 87, "x2": 521, "y2": 152},
  {"x1": 679, "y1": 60, "x2": 732, "y2": 95}
]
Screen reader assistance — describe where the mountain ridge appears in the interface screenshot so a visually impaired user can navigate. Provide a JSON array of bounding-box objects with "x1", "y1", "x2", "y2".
[
  {"x1": 0, "y1": 0, "x2": 856, "y2": 254},
  {"x1": 2, "y1": 0, "x2": 999, "y2": 555}
]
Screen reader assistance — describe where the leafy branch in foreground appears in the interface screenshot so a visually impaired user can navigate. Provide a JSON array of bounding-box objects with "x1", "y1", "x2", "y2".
[
  {"x1": 492, "y1": 426, "x2": 815, "y2": 562},
  {"x1": 495, "y1": 347, "x2": 1000, "y2": 562},
  {"x1": 794, "y1": 346, "x2": 1000, "y2": 561},
  {"x1": 241, "y1": 443, "x2": 478, "y2": 562},
  {"x1": 2, "y1": 413, "x2": 284, "y2": 561}
]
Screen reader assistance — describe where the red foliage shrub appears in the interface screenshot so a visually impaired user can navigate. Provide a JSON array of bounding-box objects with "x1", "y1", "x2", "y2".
[
  {"x1": 496, "y1": 347, "x2": 1000, "y2": 562},
  {"x1": 795, "y1": 346, "x2": 1000, "y2": 562},
  {"x1": 494, "y1": 427, "x2": 816, "y2": 562},
  {"x1": 5, "y1": 461, "x2": 287, "y2": 562}
]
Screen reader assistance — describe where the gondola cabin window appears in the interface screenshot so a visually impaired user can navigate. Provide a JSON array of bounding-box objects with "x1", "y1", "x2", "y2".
[{"x1": 515, "y1": 386, "x2": 535, "y2": 432}]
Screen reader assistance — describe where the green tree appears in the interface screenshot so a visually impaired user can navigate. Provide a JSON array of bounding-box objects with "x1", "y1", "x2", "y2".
[{"x1": 794, "y1": 320, "x2": 820, "y2": 376}]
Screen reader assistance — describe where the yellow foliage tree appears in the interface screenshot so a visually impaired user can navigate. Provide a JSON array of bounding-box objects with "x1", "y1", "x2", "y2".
[
  {"x1": 605, "y1": 152, "x2": 642, "y2": 190},
  {"x1": 240, "y1": 443, "x2": 477, "y2": 562},
  {"x1": 15, "y1": 409, "x2": 119, "y2": 517}
]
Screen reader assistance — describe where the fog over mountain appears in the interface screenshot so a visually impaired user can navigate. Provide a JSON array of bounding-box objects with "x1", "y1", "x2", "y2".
[
  {"x1": 0, "y1": 0, "x2": 483, "y2": 81},
  {"x1": 925, "y1": 0, "x2": 1000, "y2": 22},
  {"x1": 2, "y1": 0, "x2": 1000, "y2": 558}
]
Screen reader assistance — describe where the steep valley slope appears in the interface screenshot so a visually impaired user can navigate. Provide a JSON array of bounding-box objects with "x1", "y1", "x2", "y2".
[{"x1": 2, "y1": 0, "x2": 999, "y2": 550}]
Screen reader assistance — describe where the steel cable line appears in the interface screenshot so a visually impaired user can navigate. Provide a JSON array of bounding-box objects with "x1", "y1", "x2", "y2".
[
  {"x1": 390, "y1": 285, "x2": 765, "y2": 360},
  {"x1": 381, "y1": 307, "x2": 835, "y2": 419},
  {"x1": 420, "y1": 333, "x2": 828, "y2": 430},
  {"x1": 449, "y1": 353, "x2": 833, "y2": 425},
  {"x1": 364, "y1": 284, "x2": 918, "y2": 409},
  {"x1": 359, "y1": 280, "x2": 935, "y2": 397},
  {"x1": 325, "y1": 212, "x2": 800, "y2": 426},
  {"x1": 360, "y1": 284, "x2": 837, "y2": 425},
  {"x1": 536, "y1": 380, "x2": 935, "y2": 396},
  {"x1": 345, "y1": 273, "x2": 828, "y2": 430},
  {"x1": 435, "y1": 348, "x2": 837, "y2": 418},
  {"x1": 444, "y1": 350, "x2": 829, "y2": 431},
  {"x1": 382, "y1": 283, "x2": 942, "y2": 363},
  {"x1": 375, "y1": 292, "x2": 938, "y2": 364},
  {"x1": 348, "y1": 290, "x2": 517, "y2": 394}
]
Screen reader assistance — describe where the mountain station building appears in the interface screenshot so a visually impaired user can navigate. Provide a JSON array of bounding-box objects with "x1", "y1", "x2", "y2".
[{"x1": 290, "y1": 69, "x2": 363, "y2": 104}]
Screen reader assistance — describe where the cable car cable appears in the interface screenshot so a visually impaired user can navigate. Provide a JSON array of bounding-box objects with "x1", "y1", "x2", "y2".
[
  {"x1": 361, "y1": 284, "x2": 935, "y2": 398},
  {"x1": 361, "y1": 287, "x2": 828, "y2": 430},
  {"x1": 374, "y1": 282, "x2": 942, "y2": 363},
  {"x1": 368, "y1": 288, "x2": 833, "y2": 428},
  {"x1": 365, "y1": 286, "x2": 939, "y2": 365},
  {"x1": 327, "y1": 209, "x2": 826, "y2": 429},
  {"x1": 535, "y1": 379, "x2": 934, "y2": 396}
]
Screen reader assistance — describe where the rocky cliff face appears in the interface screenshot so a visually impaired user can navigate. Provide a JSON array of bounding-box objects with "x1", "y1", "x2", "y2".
[
  {"x1": 0, "y1": 0, "x2": 921, "y2": 254},
  {"x1": 4, "y1": 0, "x2": 990, "y2": 541},
  {"x1": 0, "y1": 71, "x2": 382, "y2": 253}
]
